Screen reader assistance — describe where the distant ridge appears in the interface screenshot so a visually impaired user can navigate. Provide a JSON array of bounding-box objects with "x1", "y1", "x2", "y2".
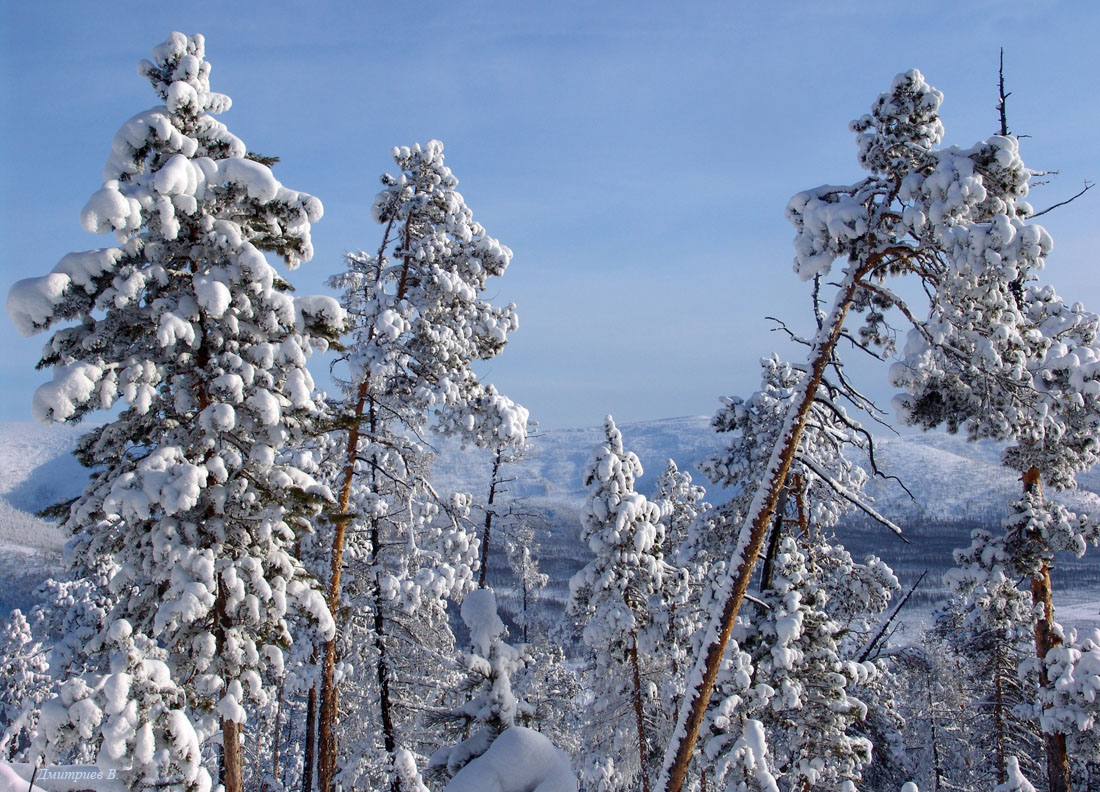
[{"x1": 2, "y1": 418, "x2": 1097, "y2": 626}]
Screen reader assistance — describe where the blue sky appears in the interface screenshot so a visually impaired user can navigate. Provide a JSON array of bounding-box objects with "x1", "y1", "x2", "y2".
[{"x1": 2, "y1": 1, "x2": 1097, "y2": 430}]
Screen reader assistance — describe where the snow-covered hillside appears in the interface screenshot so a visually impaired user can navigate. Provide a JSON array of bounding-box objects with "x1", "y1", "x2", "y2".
[
  {"x1": 3, "y1": 417, "x2": 1098, "y2": 628},
  {"x1": 0, "y1": 422, "x2": 86, "y2": 614}
]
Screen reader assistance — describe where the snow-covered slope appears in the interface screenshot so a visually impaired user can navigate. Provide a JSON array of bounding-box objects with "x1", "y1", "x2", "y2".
[
  {"x1": 2, "y1": 417, "x2": 1098, "y2": 626},
  {"x1": 0, "y1": 422, "x2": 88, "y2": 614}
]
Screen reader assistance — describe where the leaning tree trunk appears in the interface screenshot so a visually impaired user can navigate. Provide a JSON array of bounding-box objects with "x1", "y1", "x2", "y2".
[
  {"x1": 1021, "y1": 467, "x2": 1072, "y2": 792},
  {"x1": 657, "y1": 262, "x2": 871, "y2": 792}
]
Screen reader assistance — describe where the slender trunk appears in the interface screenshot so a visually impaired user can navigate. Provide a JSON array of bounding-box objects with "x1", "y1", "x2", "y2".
[
  {"x1": 992, "y1": 634, "x2": 1007, "y2": 788},
  {"x1": 521, "y1": 577, "x2": 529, "y2": 644},
  {"x1": 659, "y1": 265, "x2": 866, "y2": 792},
  {"x1": 214, "y1": 580, "x2": 244, "y2": 792},
  {"x1": 1032, "y1": 562, "x2": 1071, "y2": 792},
  {"x1": 628, "y1": 628, "x2": 651, "y2": 792},
  {"x1": 759, "y1": 488, "x2": 788, "y2": 591},
  {"x1": 792, "y1": 474, "x2": 809, "y2": 542},
  {"x1": 478, "y1": 448, "x2": 503, "y2": 588},
  {"x1": 927, "y1": 676, "x2": 942, "y2": 792},
  {"x1": 1022, "y1": 468, "x2": 1072, "y2": 792},
  {"x1": 317, "y1": 217, "x2": 405, "y2": 791},
  {"x1": 373, "y1": 518, "x2": 398, "y2": 759},
  {"x1": 270, "y1": 680, "x2": 284, "y2": 792},
  {"x1": 316, "y1": 382, "x2": 368, "y2": 792},
  {"x1": 303, "y1": 680, "x2": 317, "y2": 792}
]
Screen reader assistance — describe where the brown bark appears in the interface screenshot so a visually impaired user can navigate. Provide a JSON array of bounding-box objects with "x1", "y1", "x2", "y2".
[
  {"x1": 1032, "y1": 561, "x2": 1071, "y2": 792},
  {"x1": 317, "y1": 216, "x2": 406, "y2": 791},
  {"x1": 316, "y1": 382, "x2": 368, "y2": 792},
  {"x1": 1021, "y1": 467, "x2": 1071, "y2": 792},
  {"x1": 214, "y1": 580, "x2": 244, "y2": 792},
  {"x1": 628, "y1": 628, "x2": 651, "y2": 792},
  {"x1": 661, "y1": 268, "x2": 865, "y2": 792},
  {"x1": 222, "y1": 719, "x2": 244, "y2": 792}
]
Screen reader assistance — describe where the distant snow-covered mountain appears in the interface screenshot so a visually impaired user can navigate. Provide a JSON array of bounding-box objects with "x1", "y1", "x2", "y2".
[{"x1": 2, "y1": 417, "x2": 1098, "y2": 626}]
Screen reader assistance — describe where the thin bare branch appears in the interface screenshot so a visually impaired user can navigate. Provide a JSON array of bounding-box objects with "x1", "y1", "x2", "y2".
[{"x1": 1030, "y1": 181, "x2": 1094, "y2": 219}]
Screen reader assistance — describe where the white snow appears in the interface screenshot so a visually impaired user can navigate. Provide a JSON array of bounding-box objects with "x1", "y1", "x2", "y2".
[
  {"x1": 0, "y1": 764, "x2": 125, "y2": 792},
  {"x1": 442, "y1": 727, "x2": 577, "y2": 792}
]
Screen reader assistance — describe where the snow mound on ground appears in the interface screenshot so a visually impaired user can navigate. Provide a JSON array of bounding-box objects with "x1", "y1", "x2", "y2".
[{"x1": 442, "y1": 727, "x2": 577, "y2": 792}]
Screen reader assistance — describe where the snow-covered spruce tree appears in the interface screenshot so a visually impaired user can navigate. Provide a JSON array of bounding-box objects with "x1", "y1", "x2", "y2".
[
  {"x1": 6, "y1": 32, "x2": 342, "y2": 792},
  {"x1": 683, "y1": 354, "x2": 899, "y2": 791},
  {"x1": 659, "y1": 69, "x2": 1085, "y2": 792},
  {"x1": 927, "y1": 593, "x2": 1041, "y2": 789},
  {"x1": 944, "y1": 471, "x2": 1100, "y2": 790},
  {"x1": 460, "y1": 414, "x2": 533, "y2": 590},
  {"x1": 746, "y1": 538, "x2": 879, "y2": 791},
  {"x1": 425, "y1": 589, "x2": 533, "y2": 784},
  {"x1": 897, "y1": 285, "x2": 1100, "y2": 789},
  {"x1": 0, "y1": 609, "x2": 50, "y2": 761},
  {"x1": 889, "y1": 638, "x2": 982, "y2": 792},
  {"x1": 568, "y1": 416, "x2": 685, "y2": 792},
  {"x1": 316, "y1": 140, "x2": 526, "y2": 792}
]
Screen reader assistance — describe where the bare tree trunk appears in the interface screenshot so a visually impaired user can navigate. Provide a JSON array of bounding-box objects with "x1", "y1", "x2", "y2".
[
  {"x1": 303, "y1": 680, "x2": 317, "y2": 792},
  {"x1": 269, "y1": 680, "x2": 285, "y2": 792},
  {"x1": 373, "y1": 517, "x2": 398, "y2": 760},
  {"x1": 317, "y1": 218, "x2": 405, "y2": 792},
  {"x1": 213, "y1": 578, "x2": 245, "y2": 792},
  {"x1": 479, "y1": 447, "x2": 504, "y2": 588},
  {"x1": 628, "y1": 628, "x2": 651, "y2": 792},
  {"x1": 993, "y1": 633, "x2": 1007, "y2": 788},
  {"x1": 316, "y1": 383, "x2": 368, "y2": 792},
  {"x1": 658, "y1": 265, "x2": 867, "y2": 792},
  {"x1": 1032, "y1": 560, "x2": 1071, "y2": 792},
  {"x1": 927, "y1": 676, "x2": 942, "y2": 792},
  {"x1": 1022, "y1": 468, "x2": 1072, "y2": 792},
  {"x1": 223, "y1": 720, "x2": 244, "y2": 792},
  {"x1": 758, "y1": 487, "x2": 788, "y2": 592}
]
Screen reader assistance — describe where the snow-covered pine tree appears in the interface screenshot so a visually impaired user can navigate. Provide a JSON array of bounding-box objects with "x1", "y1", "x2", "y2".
[
  {"x1": 945, "y1": 472, "x2": 1100, "y2": 789},
  {"x1": 890, "y1": 636, "x2": 982, "y2": 792},
  {"x1": 683, "y1": 355, "x2": 900, "y2": 791},
  {"x1": 659, "y1": 69, "x2": 1088, "y2": 792},
  {"x1": 457, "y1": 411, "x2": 533, "y2": 590},
  {"x1": 0, "y1": 609, "x2": 50, "y2": 761},
  {"x1": 569, "y1": 416, "x2": 684, "y2": 792},
  {"x1": 894, "y1": 222, "x2": 1100, "y2": 790},
  {"x1": 6, "y1": 32, "x2": 343, "y2": 792},
  {"x1": 503, "y1": 521, "x2": 549, "y2": 645},
  {"x1": 927, "y1": 593, "x2": 1041, "y2": 789},
  {"x1": 34, "y1": 619, "x2": 208, "y2": 791},
  {"x1": 650, "y1": 461, "x2": 709, "y2": 761},
  {"x1": 747, "y1": 537, "x2": 878, "y2": 791},
  {"x1": 317, "y1": 140, "x2": 526, "y2": 792},
  {"x1": 425, "y1": 589, "x2": 532, "y2": 784}
]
